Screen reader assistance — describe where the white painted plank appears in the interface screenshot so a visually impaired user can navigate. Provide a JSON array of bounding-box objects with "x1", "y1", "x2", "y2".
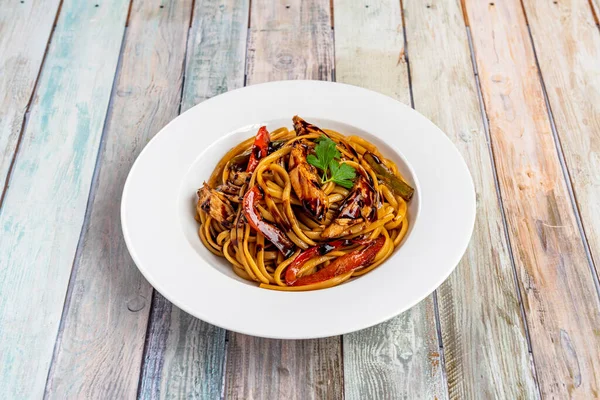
[
  {"x1": 333, "y1": 1, "x2": 447, "y2": 398},
  {"x1": 44, "y1": 0, "x2": 192, "y2": 398},
  {"x1": 0, "y1": 0, "x2": 130, "y2": 398},
  {"x1": 138, "y1": 1, "x2": 250, "y2": 398},
  {"x1": 464, "y1": 0, "x2": 600, "y2": 396},
  {"x1": 523, "y1": 0, "x2": 600, "y2": 292},
  {"x1": 404, "y1": 0, "x2": 539, "y2": 397},
  {"x1": 0, "y1": 0, "x2": 61, "y2": 193}
]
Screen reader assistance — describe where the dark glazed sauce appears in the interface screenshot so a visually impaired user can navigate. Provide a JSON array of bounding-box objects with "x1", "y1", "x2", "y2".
[
  {"x1": 317, "y1": 239, "x2": 354, "y2": 255},
  {"x1": 335, "y1": 177, "x2": 376, "y2": 222},
  {"x1": 318, "y1": 242, "x2": 336, "y2": 255}
]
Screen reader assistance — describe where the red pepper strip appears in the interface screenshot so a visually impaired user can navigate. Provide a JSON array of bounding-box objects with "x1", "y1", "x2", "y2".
[
  {"x1": 292, "y1": 235, "x2": 386, "y2": 286},
  {"x1": 284, "y1": 238, "x2": 364, "y2": 285},
  {"x1": 243, "y1": 186, "x2": 295, "y2": 258},
  {"x1": 247, "y1": 126, "x2": 270, "y2": 172}
]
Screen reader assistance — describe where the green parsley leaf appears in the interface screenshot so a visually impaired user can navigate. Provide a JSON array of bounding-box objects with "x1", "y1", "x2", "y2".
[
  {"x1": 306, "y1": 154, "x2": 321, "y2": 169},
  {"x1": 329, "y1": 159, "x2": 356, "y2": 188},
  {"x1": 306, "y1": 135, "x2": 356, "y2": 188},
  {"x1": 307, "y1": 135, "x2": 338, "y2": 174}
]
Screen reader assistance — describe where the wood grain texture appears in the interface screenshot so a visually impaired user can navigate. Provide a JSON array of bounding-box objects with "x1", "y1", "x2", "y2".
[
  {"x1": 44, "y1": 0, "x2": 191, "y2": 398},
  {"x1": 246, "y1": 0, "x2": 333, "y2": 84},
  {"x1": 523, "y1": 0, "x2": 600, "y2": 285},
  {"x1": 0, "y1": 0, "x2": 61, "y2": 194},
  {"x1": 224, "y1": 2, "x2": 342, "y2": 399},
  {"x1": 343, "y1": 303, "x2": 445, "y2": 400},
  {"x1": 138, "y1": 1, "x2": 250, "y2": 398},
  {"x1": 140, "y1": 295, "x2": 230, "y2": 399},
  {"x1": 464, "y1": 0, "x2": 600, "y2": 397},
  {"x1": 334, "y1": 0, "x2": 409, "y2": 102},
  {"x1": 588, "y1": 0, "x2": 600, "y2": 23},
  {"x1": 333, "y1": 1, "x2": 447, "y2": 399},
  {"x1": 0, "y1": 0, "x2": 130, "y2": 398},
  {"x1": 404, "y1": 1, "x2": 539, "y2": 398},
  {"x1": 226, "y1": 334, "x2": 343, "y2": 400}
]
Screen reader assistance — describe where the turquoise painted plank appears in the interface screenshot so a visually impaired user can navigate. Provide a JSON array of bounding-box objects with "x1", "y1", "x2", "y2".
[
  {"x1": 44, "y1": 0, "x2": 192, "y2": 398},
  {"x1": 0, "y1": 0, "x2": 130, "y2": 398},
  {"x1": 138, "y1": 0, "x2": 249, "y2": 398},
  {"x1": 0, "y1": 0, "x2": 61, "y2": 194}
]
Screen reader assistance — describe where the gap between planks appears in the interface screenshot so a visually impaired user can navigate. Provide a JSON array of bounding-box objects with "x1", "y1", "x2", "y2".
[
  {"x1": 460, "y1": 1, "x2": 549, "y2": 394},
  {"x1": 43, "y1": 15, "x2": 133, "y2": 396},
  {"x1": 134, "y1": 0, "x2": 202, "y2": 395},
  {"x1": 464, "y1": 23, "x2": 541, "y2": 394},
  {"x1": 519, "y1": 9, "x2": 600, "y2": 301},
  {"x1": 0, "y1": 0, "x2": 64, "y2": 210},
  {"x1": 398, "y1": 0, "x2": 415, "y2": 109},
  {"x1": 464, "y1": 0, "x2": 600, "y2": 360},
  {"x1": 464, "y1": 23, "x2": 535, "y2": 356},
  {"x1": 400, "y1": 0, "x2": 449, "y2": 389}
]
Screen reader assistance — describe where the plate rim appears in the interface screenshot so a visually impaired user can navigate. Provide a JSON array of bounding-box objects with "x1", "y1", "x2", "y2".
[{"x1": 121, "y1": 80, "x2": 476, "y2": 339}]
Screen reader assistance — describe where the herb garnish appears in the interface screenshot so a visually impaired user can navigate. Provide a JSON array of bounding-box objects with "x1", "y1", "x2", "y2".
[{"x1": 307, "y1": 136, "x2": 356, "y2": 189}]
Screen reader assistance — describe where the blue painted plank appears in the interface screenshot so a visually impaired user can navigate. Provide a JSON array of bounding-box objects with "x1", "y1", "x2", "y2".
[
  {"x1": 0, "y1": 0, "x2": 61, "y2": 195},
  {"x1": 0, "y1": 1, "x2": 130, "y2": 398},
  {"x1": 43, "y1": 0, "x2": 192, "y2": 398}
]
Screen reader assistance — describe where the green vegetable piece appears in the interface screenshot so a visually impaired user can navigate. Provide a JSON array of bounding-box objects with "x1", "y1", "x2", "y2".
[{"x1": 364, "y1": 152, "x2": 414, "y2": 201}]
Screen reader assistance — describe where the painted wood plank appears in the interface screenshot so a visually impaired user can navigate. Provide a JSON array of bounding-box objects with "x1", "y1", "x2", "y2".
[
  {"x1": 246, "y1": 0, "x2": 333, "y2": 84},
  {"x1": 226, "y1": 333, "x2": 343, "y2": 400},
  {"x1": 463, "y1": 0, "x2": 600, "y2": 397},
  {"x1": 343, "y1": 303, "x2": 445, "y2": 400},
  {"x1": 224, "y1": 2, "x2": 342, "y2": 399},
  {"x1": 403, "y1": 0, "x2": 539, "y2": 398},
  {"x1": 0, "y1": 0, "x2": 130, "y2": 398},
  {"x1": 0, "y1": 0, "x2": 61, "y2": 195},
  {"x1": 523, "y1": 0, "x2": 600, "y2": 289},
  {"x1": 138, "y1": 1, "x2": 250, "y2": 398},
  {"x1": 333, "y1": 1, "x2": 447, "y2": 399},
  {"x1": 334, "y1": 0, "x2": 410, "y2": 102},
  {"x1": 44, "y1": 0, "x2": 192, "y2": 398}
]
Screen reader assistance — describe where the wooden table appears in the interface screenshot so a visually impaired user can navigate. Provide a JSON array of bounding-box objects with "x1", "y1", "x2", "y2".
[{"x1": 2, "y1": 0, "x2": 600, "y2": 398}]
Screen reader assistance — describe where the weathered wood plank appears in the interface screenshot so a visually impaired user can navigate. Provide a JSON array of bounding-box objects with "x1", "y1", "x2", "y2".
[
  {"x1": 523, "y1": 0, "x2": 600, "y2": 286},
  {"x1": 404, "y1": 0, "x2": 539, "y2": 398},
  {"x1": 333, "y1": 1, "x2": 447, "y2": 398},
  {"x1": 343, "y1": 303, "x2": 445, "y2": 400},
  {"x1": 224, "y1": 2, "x2": 342, "y2": 399},
  {"x1": 0, "y1": 0, "x2": 61, "y2": 195},
  {"x1": 226, "y1": 334, "x2": 343, "y2": 400},
  {"x1": 334, "y1": 0, "x2": 410, "y2": 102},
  {"x1": 0, "y1": 0, "x2": 130, "y2": 398},
  {"x1": 44, "y1": 0, "x2": 192, "y2": 398},
  {"x1": 246, "y1": 0, "x2": 333, "y2": 84},
  {"x1": 464, "y1": 0, "x2": 600, "y2": 397},
  {"x1": 138, "y1": 1, "x2": 250, "y2": 398}
]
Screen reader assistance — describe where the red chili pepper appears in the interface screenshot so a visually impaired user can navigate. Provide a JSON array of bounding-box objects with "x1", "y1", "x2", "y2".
[
  {"x1": 292, "y1": 235, "x2": 386, "y2": 286},
  {"x1": 243, "y1": 186, "x2": 295, "y2": 258},
  {"x1": 246, "y1": 126, "x2": 270, "y2": 172},
  {"x1": 284, "y1": 238, "x2": 365, "y2": 285}
]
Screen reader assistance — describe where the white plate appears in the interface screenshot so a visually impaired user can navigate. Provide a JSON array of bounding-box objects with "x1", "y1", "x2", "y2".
[{"x1": 122, "y1": 80, "x2": 475, "y2": 339}]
